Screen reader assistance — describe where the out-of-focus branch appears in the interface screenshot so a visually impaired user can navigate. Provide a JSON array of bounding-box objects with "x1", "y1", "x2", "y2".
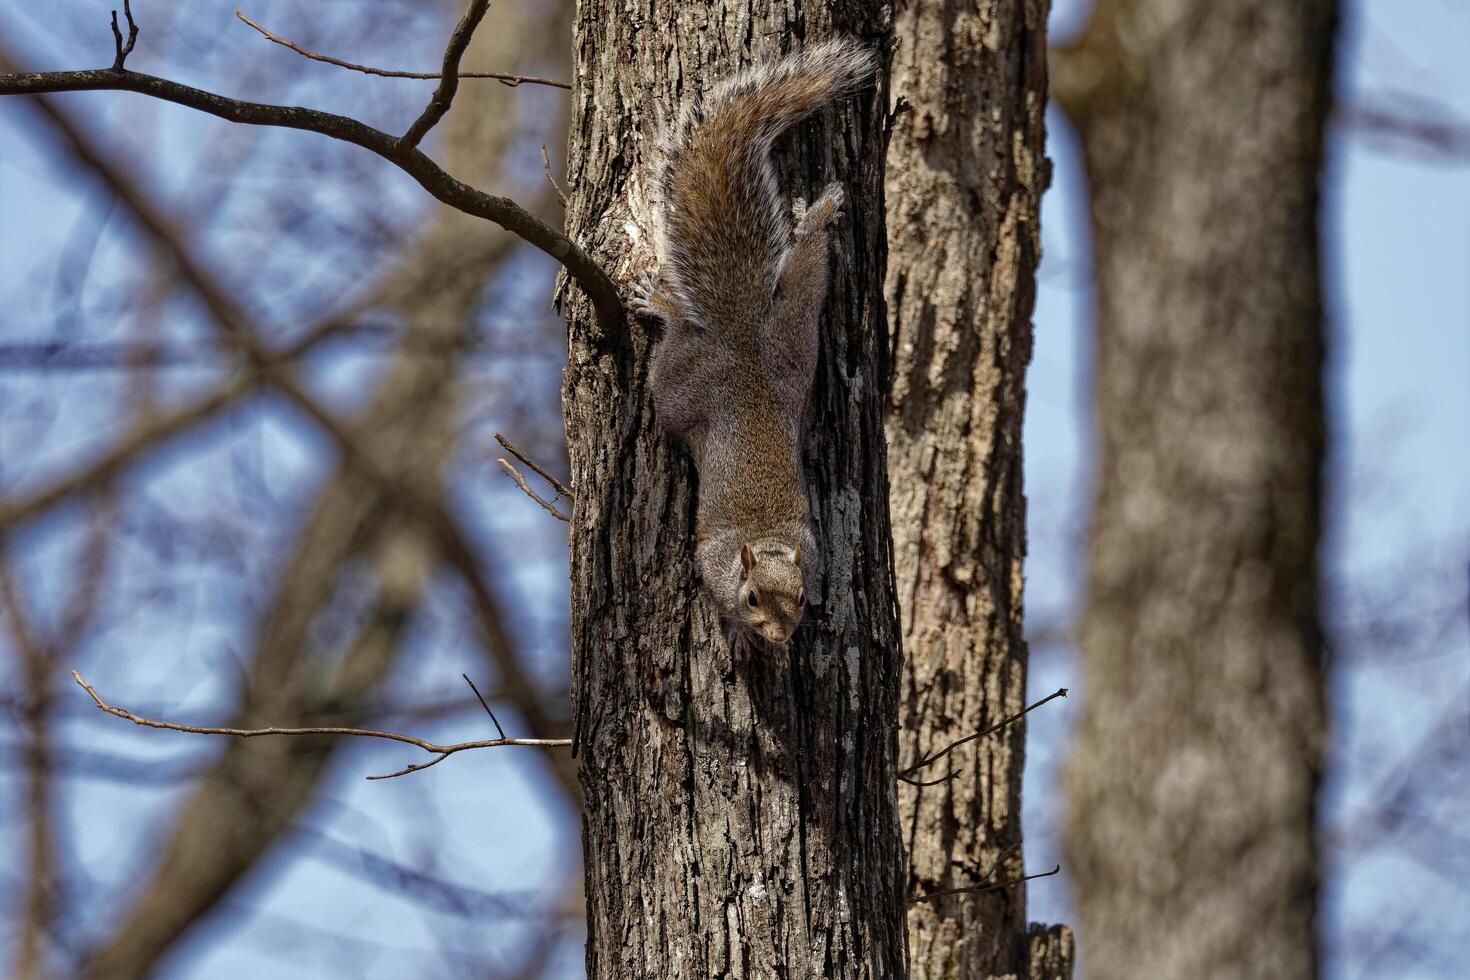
[
  {"x1": 8, "y1": 7, "x2": 582, "y2": 972},
  {"x1": 234, "y1": 10, "x2": 570, "y2": 89},
  {"x1": 0, "y1": 308, "x2": 373, "y2": 535},
  {"x1": 0, "y1": 324, "x2": 565, "y2": 371},
  {"x1": 5, "y1": 496, "x2": 118, "y2": 976},
  {"x1": 0, "y1": 376, "x2": 249, "y2": 533},
  {"x1": 72, "y1": 672, "x2": 571, "y2": 781},
  {"x1": 0, "y1": 32, "x2": 622, "y2": 327},
  {"x1": 0, "y1": 740, "x2": 204, "y2": 786},
  {"x1": 1, "y1": 567, "x2": 57, "y2": 980},
  {"x1": 1339, "y1": 100, "x2": 1470, "y2": 164},
  {"x1": 300, "y1": 829, "x2": 566, "y2": 920},
  {"x1": 9, "y1": 19, "x2": 581, "y2": 803}
]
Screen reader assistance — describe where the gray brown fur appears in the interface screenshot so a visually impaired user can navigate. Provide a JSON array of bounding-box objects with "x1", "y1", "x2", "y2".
[{"x1": 631, "y1": 38, "x2": 875, "y2": 645}]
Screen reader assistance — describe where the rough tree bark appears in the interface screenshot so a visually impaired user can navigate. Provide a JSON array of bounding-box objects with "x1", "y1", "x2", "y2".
[
  {"x1": 561, "y1": 2, "x2": 907, "y2": 976},
  {"x1": 1053, "y1": 2, "x2": 1337, "y2": 977},
  {"x1": 884, "y1": 0, "x2": 1072, "y2": 977}
]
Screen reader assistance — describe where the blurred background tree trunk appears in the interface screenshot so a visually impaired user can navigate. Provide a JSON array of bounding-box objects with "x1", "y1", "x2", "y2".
[
  {"x1": 1052, "y1": 1, "x2": 1337, "y2": 976},
  {"x1": 561, "y1": 2, "x2": 907, "y2": 976},
  {"x1": 884, "y1": 0, "x2": 1071, "y2": 976}
]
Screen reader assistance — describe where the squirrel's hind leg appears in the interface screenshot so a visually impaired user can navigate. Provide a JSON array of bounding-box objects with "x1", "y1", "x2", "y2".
[
  {"x1": 793, "y1": 182, "x2": 845, "y2": 237},
  {"x1": 761, "y1": 182, "x2": 843, "y2": 408},
  {"x1": 775, "y1": 182, "x2": 843, "y2": 304}
]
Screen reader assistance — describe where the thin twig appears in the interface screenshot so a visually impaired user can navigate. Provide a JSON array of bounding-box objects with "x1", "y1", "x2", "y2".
[
  {"x1": 234, "y1": 10, "x2": 569, "y2": 90},
  {"x1": 71, "y1": 671, "x2": 569, "y2": 781},
  {"x1": 498, "y1": 458, "x2": 570, "y2": 522},
  {"x1": 400, "y1": 0, "x2": 492, "y2": 149},
  {"x1": 909, "y1": 865, "x2": 1061, "y2": 905},
  {"x1": 970, "y1": 840, "x2": 1022, "y2": 883},
  {"x1": 495, "y1": 432, "x2": 571, "y2": 499},
  {"x1": 915, "y1": 840, "x2": 1020, "y2": 909},
  {"x1": 899, "y1": 770, "x2": 960, "y2": 788},
  {"x1": 110, "y1": 1, "x2": 138, "y2": 71},
  {"x1": 900, "y1": 687, "x2": 1068, "y2": 779},
  {"x1": 462, "y1": 673, "x2": 505, "y2": 740},
  {"x1": 540, "y1": 144, "x2": 568, "y2": 206}
]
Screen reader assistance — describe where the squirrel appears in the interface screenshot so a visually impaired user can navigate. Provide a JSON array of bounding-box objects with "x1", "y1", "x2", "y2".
[{"x1": 630, "y1": 38, "x2": 876, "y2": 646}]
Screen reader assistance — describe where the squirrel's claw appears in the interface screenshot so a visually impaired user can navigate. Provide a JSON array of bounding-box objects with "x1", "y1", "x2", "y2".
[
  {"x1": 629, "y1": 272, "x2": 681, "y2": 325},
  {"x1": 629, "y1": 271, "x2": 659, "y2": 313}
]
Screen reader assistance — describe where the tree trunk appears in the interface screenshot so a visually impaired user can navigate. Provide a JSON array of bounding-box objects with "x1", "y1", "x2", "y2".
[
  {"x1": 560, "y1": 2, "x2": 906, "y2": 977},
  {"x1": 884, "y1": 0, "x2": 1067, "y2": 977},
  {"x1": 1053, "y1": 2, "x2": 1336, "y2": 977}
]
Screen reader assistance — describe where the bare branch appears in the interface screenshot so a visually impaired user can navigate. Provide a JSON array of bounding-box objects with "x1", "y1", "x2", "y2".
[
  {"x1": 495, "y1": 458, "x2": 569, "y2": 522},
  {"x1": 498, "y1": 459, "x2": 571, "y2": 522},
  {"x1": 234, "y1": 10, "x2": 570, "y2": 89},
  {"x1": 462, "y1": 673, "x2": 506, "y2": 740},
  {"x1": 899, "y1": 687, "x2": 1068, "y2": 780},
  {"x1": 110, "y1": 1, "x2": 138, "y2": 71},
  {"x1": 496, "y1": 431, "x2": 571, "y2": 499},
  {"x1": 401, "y1": 0, "x2": 493, "y2": 149},
  {"x1": 71, "y1": 671, "x2": 570, "y2": 781},
  {"x1": 909, "y1": 865, "x2": 1061, "y2": 906},
  {"x1": 541, "y1": 144, "x2": 569, "y2": 205},
  {"x1": 299, "y1": 828, "x2": 563, "y2": 920},
  {"x1": 0, "y1": 63, "x2": 622, "y2": 328}
]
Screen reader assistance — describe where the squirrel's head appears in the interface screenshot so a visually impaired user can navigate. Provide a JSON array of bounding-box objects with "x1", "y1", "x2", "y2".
[{"x1": 735, "y1": 541, "x2": 807, "y2": 645}]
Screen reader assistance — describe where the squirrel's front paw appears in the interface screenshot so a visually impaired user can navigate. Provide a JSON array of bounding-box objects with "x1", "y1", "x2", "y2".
[
  {"x1": 629, "y1": 272, "x2": 659, "y2": 314},
  {"x1": 629, "y1": 272, "x2": 680, "y2": 324}
]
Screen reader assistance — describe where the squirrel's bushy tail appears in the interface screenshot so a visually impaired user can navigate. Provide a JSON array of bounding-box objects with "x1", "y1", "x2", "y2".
[{"x1": 654, "y1": 38, "x2": 876, "y2": 325}]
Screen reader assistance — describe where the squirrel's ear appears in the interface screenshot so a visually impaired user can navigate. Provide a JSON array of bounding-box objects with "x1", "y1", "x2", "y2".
[
  {"x1": 792, "y1": 543, "x2": 802, "y2": 564},
  {"x1": 740, "y1": 543, "x2": 755, "y2": 579}
]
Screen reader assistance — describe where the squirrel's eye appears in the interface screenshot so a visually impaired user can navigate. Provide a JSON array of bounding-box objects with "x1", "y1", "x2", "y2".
[
  {"x1": 747, "y1": 591, "x2": 760, "y2": 609},
  {"x1": 798, "y1": 590, "x2": 805, "y2": 605}
]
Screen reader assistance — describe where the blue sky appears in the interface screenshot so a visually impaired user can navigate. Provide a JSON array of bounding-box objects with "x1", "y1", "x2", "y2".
[{"x1": 2, "y1": 1, "x2": 1467, "y2": 977}]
